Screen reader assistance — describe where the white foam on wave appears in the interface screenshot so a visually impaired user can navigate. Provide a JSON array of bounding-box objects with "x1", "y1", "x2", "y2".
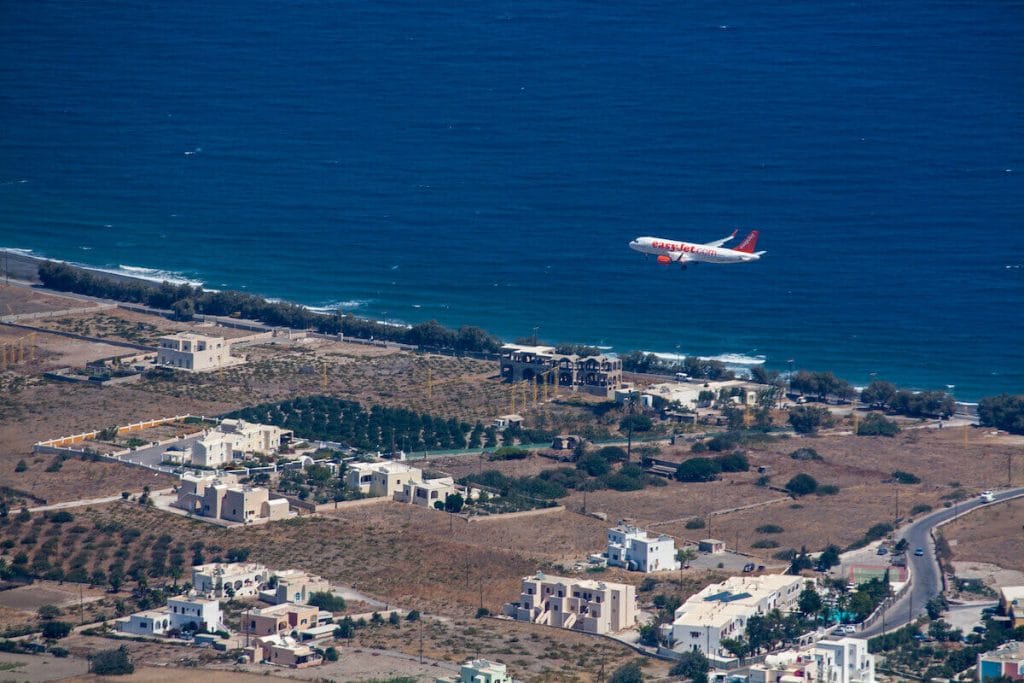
[
  {"x1": 647, "y1": 350, "x2": 766, "y2": 366},
  {"x1": 97, "y1": 264, "x2": 205, "y2": 288},
  {"x1": 306, "y1": 300, "x2": 366, "y2": 314},
  {"x1": 0, "y1": 247, "x2": 35, "y2": 256}
]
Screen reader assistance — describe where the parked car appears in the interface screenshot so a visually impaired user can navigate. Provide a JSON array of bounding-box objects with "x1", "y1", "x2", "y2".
[
  {"x1": 842, "y1": 625, "x2": 857, "y2": 634},
  {"x1": 876, "y1": 546, "x2": 888, "y2": 555},
  {"x1": 742, "y1": 562, "x2": 756, "y2": 573},
  {"x1": 914, "y1": 547, "x2": 925, "y2": 556},
  {"x1": 980, "y1": 490, "x2": 995, "y2": 502}
]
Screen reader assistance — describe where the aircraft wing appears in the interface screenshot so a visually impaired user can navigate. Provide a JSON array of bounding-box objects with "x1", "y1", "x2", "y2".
[{"x1": 703, "y1": 229, "x2": 738, "y2": 248}]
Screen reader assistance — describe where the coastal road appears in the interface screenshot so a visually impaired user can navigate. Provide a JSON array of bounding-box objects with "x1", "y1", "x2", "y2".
[{"x1": 860, "y1": 487, "x2": 1024, "y2": 638}]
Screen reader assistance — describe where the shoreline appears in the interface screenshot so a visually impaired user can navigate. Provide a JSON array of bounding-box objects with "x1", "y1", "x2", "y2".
[{"x1": 0, "y1": 248, "x2": 995, "y2": 401}]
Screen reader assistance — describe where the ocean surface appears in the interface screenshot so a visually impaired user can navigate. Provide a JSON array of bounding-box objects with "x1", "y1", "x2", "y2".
[{"x1": 2, "y1": 1, "x2": 1022, "y2": 400}]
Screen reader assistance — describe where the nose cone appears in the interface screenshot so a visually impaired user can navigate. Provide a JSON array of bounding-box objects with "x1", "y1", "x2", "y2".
[{"x1": 629, "y1": 239, "x2": 641, "y2": 251}]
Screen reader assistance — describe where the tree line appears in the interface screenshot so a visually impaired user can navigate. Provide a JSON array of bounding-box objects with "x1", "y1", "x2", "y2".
[{"x1": 37, "y1": 260, "x2": 501, "y2": 354}]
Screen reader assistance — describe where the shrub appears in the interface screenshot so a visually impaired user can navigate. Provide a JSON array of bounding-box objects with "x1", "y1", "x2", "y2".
[
  {"x1": 788, "y1": 406, "x2": 834, "y2": 434},
  {"x1": 307, "y1": 592, "x2": 346, "y2": 612},
  {"x1": 685, "y1": 517, "x2": 706, "y2": 530},
  {"x1": 751, "y1": 539, "x2": 780, "y2": 549},
  {"x1": 773, "y1": 548, "x2": 798, "y2": 561},
  {"x1": 857, "y1": 413, "x2": 900, "y2": 436},
  {"x1": 816, "y1": 484, "x2": 840, "y2": 495},
  {"x1": 789, "y1": 447, "x2": 823, "y2": 461},
  {"x1": 49, "y1": 510, "x2": 74, "y2": 524},
  {"x1": 89, "y1": 646, "x2": 134, "y2": 675},
  {"x1": 41, "y1": 621, "x2": 72, "y2": 640},
  {"x1": 14, "y1": 460, "x2": 27, "y2": 472},
  {"x1": 910, "y1": 503, "x2": 933, "y2": 515},
  {"x1": 865, "y1": 522, "x2": 894, "y2": 541},
  {"x1": 670, "y1": 650, "x2": 710, "y2": 682},
  {"x1": 891, "y1": 470, "x2": 921, "y2": 484},
  {"x1": 324, "y1": 646, "x2": 338, "y2": 661},
  {"x1": 755, "y1": 524, "x2": 784, "y2": 534},
  {"x1": 405, "y1": 610, "x2": 420, "y2": 622},
  {"x1": 475, "y1": 607, "x2": 490, "y2": 618},
  {"x1": 716, "y1": 451, "x2": 750, "y2": 472},
  {"x1": 786, "y1": 474, "x2": 818, "y2": 497},
  {"x1": 675, "y1": 457, "x2": 722, "y2": 482}
]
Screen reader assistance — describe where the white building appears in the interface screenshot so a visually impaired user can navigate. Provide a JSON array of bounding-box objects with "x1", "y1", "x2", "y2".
[
  {"x1": 606, "y1": 523, "x2": 679, "y2": 573},
  {"x1": 157, "y1": 332, "x2": 237, "y2": 372},
  {"x1": 436, "y1": 659, "x2": 513, "y2": 683},
  {"x1": 116, "y1": 609, "x2": 171, "y2": 636},
  {"x1": 670, "y1": 575, "x2": 807, "y2": 656},
  {"x1": 504, "y1": 572, "x2": 637, "y2": 635},
  {"x1": 259, "y1": 570, "x2": 332, "y2": 605},
  {"x1": 191, "y1": 431, "x2": 235, "y2": 468},
  {"x1": 175, "y1": 472, "x2": 289, "y2": 524},
  {"x1": 397, "y1": 476, "x2": 460, "y2": 508},
  {"x1": 116, "y1": 594, "x2": 223, "y2": 636},
  {"x1": 749, "y1": 638, "x2": 875, "y2": 683},
  {"x1": 345, "y1": 460, "x2": 423, "y2": 498},
  {"x1": 192, "y1": 562, "x2": 269, "y2": 599},
  {"x1": 218, "y1": 418, "x2": 291, "y2": 455}
]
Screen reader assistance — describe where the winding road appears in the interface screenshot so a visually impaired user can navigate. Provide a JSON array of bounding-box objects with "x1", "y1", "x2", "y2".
[{"x1": 859, "y1": 487, "x2": 1024, "y2": 638}]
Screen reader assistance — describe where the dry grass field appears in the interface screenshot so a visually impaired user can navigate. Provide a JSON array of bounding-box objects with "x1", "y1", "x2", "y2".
[
  {"x1": 0, "y1": 285, "x2": 97, "y2": 316},
  {"x1": 942, "y1": 497, "x2": 1024, "y2": 574}
]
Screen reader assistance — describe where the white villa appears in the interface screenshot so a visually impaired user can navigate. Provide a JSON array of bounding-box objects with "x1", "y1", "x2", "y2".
[
  {"x1": 606, "y1": 523, "x2": 680, "y2": 573},
  {"x1": 156, "y1": 332, "x2": 240, "y2": 372},
  {"x1": 192, "y1": 562, "x2": 269, "y2": 599},
  {"x1": 436, "y1": 659, "x2": 513, "y2": 683},
  {"x1": 345, "y1": 460, "x2": 423, "y2": 498},
  {"x1": 259, "y1": 569, "x2": 331, "y2": 605},
  {"x1": 116, "y1": 594, "x2": 223, "y2": 636},
  {"x1": 504, "y1": 572, "x2": 637, "y2": 635},
  {"x1": 670, "y1": 574, "x2": 807, "y2": 656},
  {"x1": 749, "y1": 637, "x2": 876, "y2": 683},
  {"x1": 176, "y1": 472, "x2": 290, "y2": 524}
]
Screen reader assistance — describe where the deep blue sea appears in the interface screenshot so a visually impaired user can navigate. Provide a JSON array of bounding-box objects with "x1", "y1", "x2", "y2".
[{"x1": 2, "y1": 1, "x2": 1023, "y2": 400}]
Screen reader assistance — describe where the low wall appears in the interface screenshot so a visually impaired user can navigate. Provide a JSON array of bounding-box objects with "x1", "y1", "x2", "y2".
[
  {"x1": 314, "y1": 497, "x2": 390, "y2": 513},
  {"x1": 466, "y1": 505, "x2": 564, "y2": 522},
  {"x1": 0, "y1": 303, "x2": 116, "y2": 323}
]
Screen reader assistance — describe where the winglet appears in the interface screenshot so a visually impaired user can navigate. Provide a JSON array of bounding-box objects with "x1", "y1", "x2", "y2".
[{"x1": 734, "y1": 230, "x2": 760, "y2": 253}]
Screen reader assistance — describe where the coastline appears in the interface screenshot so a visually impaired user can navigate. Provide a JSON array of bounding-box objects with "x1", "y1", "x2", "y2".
[{"x1": 0, "y1": 248, "x2": 998, "y2": 402}]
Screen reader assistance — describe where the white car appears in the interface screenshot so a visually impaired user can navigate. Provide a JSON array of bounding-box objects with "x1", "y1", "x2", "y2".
[
  {"x1": 842, "y1": 625, "x2": 857, "y2": 634},
  {"x1": 980, "y1": 491, "x2": 995, "y2": 503}
]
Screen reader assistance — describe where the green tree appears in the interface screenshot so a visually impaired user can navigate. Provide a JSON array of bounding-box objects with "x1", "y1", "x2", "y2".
[
  {"x1": 14, "y1": 459, "x2": 27, "y2": 472},
  {"x1": 818, "y1": 545, "x2": 841, "y2": 569},
  {"x1": 786, "y1": 474, "x2": 818, "y2": 496},
  {"x1": 858, "y1": 413, "x2": 900, "y2": 436},
  {"x1": 444, "y1": 493, "x2": 464, "y2": 513},
  {"x1": 307, "y1": 592, "x2": 346, "y2": 612},
  {"x1": 89, "y1": 646, "x2": 134, "y2": 675},
  {"x1": 978, "y1": 394, "x2": 1024, "y2": 434},
  {"x1": 38, "y1": 604, "x2": 62, "y2": 620},
  {"x1": 669, "y1": 650, "x2": 709, "y2": 683},
  {"x1": 798, "y1": 586, "x2": 823, "y2": 616},
  {"x1": 42, "y1": 621, "x2": 73, "y2": 639},
  {"x1": 675, "y1": 457, "x2": 722, "y2": 482},
  {"x1": 788, "y1": 406, "x2": 834, "y2": 434},
  {"x1": 720, "y1": 637, "x2": 750, "y2": 660},
  {"x1": 860, "y1": 380, "x2": 897, "y2": 408},
  {"x1": 609, "y1": 660, "x2": 645, "y2": 683}
]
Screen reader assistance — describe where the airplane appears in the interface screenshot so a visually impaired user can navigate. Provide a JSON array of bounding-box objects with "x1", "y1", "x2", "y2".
[{"x1": 629, "y1": 229, "x2": 765, "y2": 268}]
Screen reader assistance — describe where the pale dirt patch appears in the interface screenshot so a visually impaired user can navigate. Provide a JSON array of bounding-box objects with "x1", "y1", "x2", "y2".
[
  {"x1": 0, "y1": 651, "x2": 89, "y2": 682},
  {"x1": 951, "y1": 561, "x2": 1024, "y2": 591},
  {"x1": 942, "y1": 497, "x2": 1024, "y2": 575},
  {"x1": 0, "y1": 286, "x2": 97, "y2": 316}
]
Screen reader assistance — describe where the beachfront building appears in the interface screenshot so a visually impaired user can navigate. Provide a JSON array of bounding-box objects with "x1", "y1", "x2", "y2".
[
  {"x1": 116, "y1": 594, "x2": 223, "y2": 636},
  {"x1": 157, "y1": 332, "x2": 238, "y2": 372},
  {"x1": 345, "y1": 460, "x2": 423, "y2": 498},
  {"x1": 499, "y1": 344, "x2": 623, "y2": 398},
  {"x1": 436, "y1": 659, "x2": 513, "y2": 683},
  {"x1": 192, "y1": 562, "x2": 269, "y2": 599},
  {"x1": 670, "y1": 575, "x2": 807, "y2": 656},
  {"x1": 246, "y1": 633, "x2": 323, "y2": 669},
  {"x1": 748, "y1": 638, "x2": 875, "y2": 683},
  {"x1": 175, "y1": 472, "x2": 289, "y2": 524},
  {"x1": 1000, "y1": 587, "x2": 1024, "y2": 628},
  {"x1": 259, "y1": 570, "x2": 331, "y2": 605},
  {"x1": 241, "y1": 603, "x2": 321, "y2": 638},
  {"x1": 978, "y1": 641, "x2": 1024, "y2": 682},
  {"x1": 503, "y1": 572, "x2": 638, "y2": 635},
  {"x1": 606, "y1": 523, "x2": 680, "y2": 573}
]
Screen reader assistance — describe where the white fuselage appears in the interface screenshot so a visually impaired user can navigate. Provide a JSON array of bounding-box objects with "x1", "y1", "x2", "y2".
[{"x1": 629, "y1": 237, "x2": 760, "y2": 264}]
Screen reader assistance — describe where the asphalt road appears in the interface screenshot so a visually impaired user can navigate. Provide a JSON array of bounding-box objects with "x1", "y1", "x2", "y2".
[{"x1": 860, "y1": 486, "x2": 1024, "y2": 638}]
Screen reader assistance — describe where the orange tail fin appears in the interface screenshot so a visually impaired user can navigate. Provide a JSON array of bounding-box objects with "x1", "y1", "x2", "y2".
[{"x1": 734, "y1": 230, "x2": 759, "y2": 253}]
